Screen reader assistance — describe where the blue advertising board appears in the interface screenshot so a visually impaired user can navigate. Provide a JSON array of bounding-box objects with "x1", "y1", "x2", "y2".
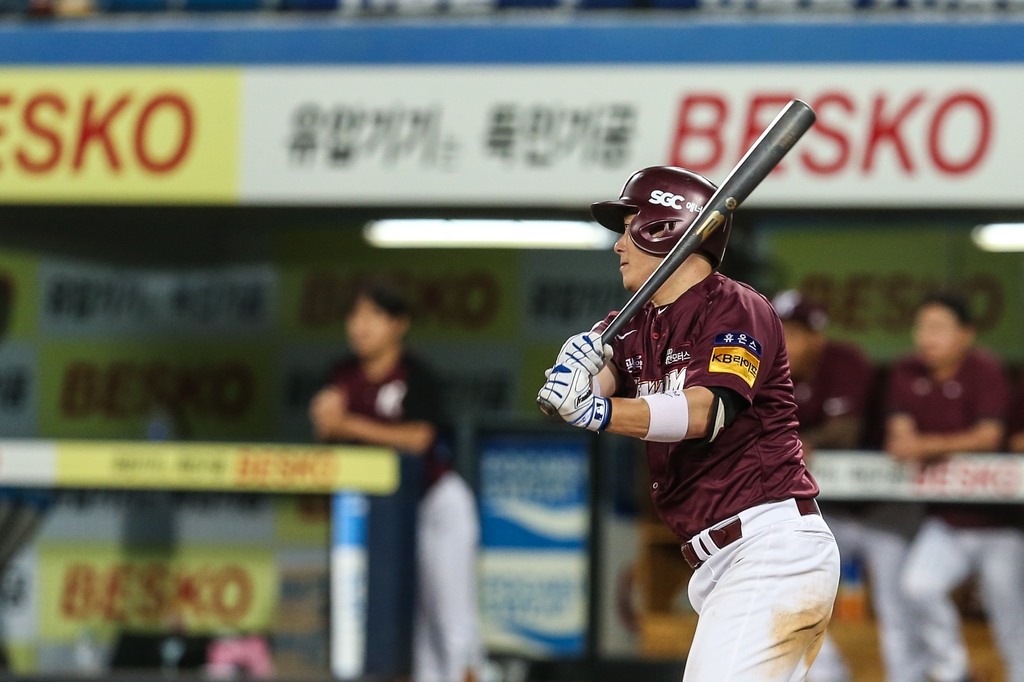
[{"x1": 478, "y1": 435, "x2": 590, "y2": 657}]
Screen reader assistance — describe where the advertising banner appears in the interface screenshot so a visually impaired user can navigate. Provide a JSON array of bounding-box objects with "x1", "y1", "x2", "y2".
[
  {"x1": 478, "y1": 436, "x2": 589, "y2": 656},
  {"x1": 813, "y1": 452, "x2": 1024, "y2": 503},
  {"x1": 38, "y1": 544, "x2": 277, "y2": 639},
  {"x1": 240, "y1": 65, "x2": 1024, "y2": 208},
  {"x1": 0, "y1": 65, "x2": 1022, "y2": 206},
  {"x1": 0, "y1": 69, "x2": 239, "y2": 203},
  {"x1": 0, "y1": 440, "x2": 398, "y2": 494},
  {"x1": 36, "y1": 341, "x2": 276, "y2": 440},
  {"x1": 767, "y1": 225, "x2": 1024, "y2": 360},
  {"x1": 39, "y1": 260, "x2": 276, "y2": 338}
]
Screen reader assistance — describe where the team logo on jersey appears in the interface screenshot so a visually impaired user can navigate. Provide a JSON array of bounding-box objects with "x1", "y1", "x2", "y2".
[
  {"x1": 664, "y1": 347, "x2": 691, "y2": 367},
  {"x1": 709, "y1": 332, "x2": 762, "y2": 388},
  {"x1": 625, "y1": 355, "x2": 644, "y2": 374},
  {"x1": 636, "y1": 368, "x2": 686, "y2": 396}
]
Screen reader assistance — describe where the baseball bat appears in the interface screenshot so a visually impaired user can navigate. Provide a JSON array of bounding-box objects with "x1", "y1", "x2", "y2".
[{"x1": 538, "y1": 98, "x2": 817, "y2": 417}]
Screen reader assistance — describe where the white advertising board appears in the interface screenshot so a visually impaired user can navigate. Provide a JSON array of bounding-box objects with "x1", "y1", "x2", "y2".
[{"x1": 241, "y1": 65, "x2": 1024, "y2": 207}]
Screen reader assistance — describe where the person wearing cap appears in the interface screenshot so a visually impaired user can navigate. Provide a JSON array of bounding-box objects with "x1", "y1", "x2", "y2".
[
  {"x1": 309, "y1": 280, "x2": 483, "y2": 682},
  {"x1": 772, "y1": 291, "x2": 927, "y2": 682},
  {"x1": 538, "y1": 166, "x2": 838, "y2": 682},
  {"x1": 891, "y1": 293, "x2": 1024, "y2": 682}
]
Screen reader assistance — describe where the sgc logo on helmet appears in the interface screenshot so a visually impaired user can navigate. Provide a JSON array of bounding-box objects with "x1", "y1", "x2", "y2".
[{"x1": 591, "y1": 166, "x2": 733, "y2": 267}]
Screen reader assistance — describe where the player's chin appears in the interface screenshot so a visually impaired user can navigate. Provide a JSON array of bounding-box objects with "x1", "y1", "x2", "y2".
[{"x1": 620, "y1": 271, "x2": 639, "y2": 293}]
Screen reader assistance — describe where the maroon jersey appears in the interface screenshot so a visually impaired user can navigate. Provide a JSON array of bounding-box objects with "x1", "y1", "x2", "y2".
[
  {"x1": 598, "y1": 272, "x2": 818, "y2": 541},
  {"x1": 330, "y1": 353, "x2": 448, "y2": 481},
  {"x1": 1008, "y1": 373, "x2": 1024, "y2": 442},
  {"x1": 887, "y1": 348, "x2": 1009, "y2": 527},
  {"x1": 794, "y1": 341, "x2": 873, "y2": 431}
]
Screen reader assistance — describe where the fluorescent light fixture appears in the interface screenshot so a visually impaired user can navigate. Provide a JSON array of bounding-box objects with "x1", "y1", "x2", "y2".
[
  {"x1": 364, "y1": 219, "x2": 617, "y2": 250},
  {"x1": 972, "y1": 223, "x2": 1024, "y2": 252}
]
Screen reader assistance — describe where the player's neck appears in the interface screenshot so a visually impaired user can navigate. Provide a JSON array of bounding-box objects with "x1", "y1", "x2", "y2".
[
  {"x1": 361, "y1": 344, "x2": 403, "y2": 383},
  {"x1": 928, "y1": 352, "x2": 967, "y2": 383},
  {"x1": 650, "y1": 257, "x2": 713, "y2": 308}
]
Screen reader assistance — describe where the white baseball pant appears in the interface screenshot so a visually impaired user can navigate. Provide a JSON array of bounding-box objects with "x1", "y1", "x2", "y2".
[
  {"x1": 901, "y1": 518, "x2": 1024, "y2": 682},
  {"x1": 413, "y1": 471, "x2": 484, "y2": 682},
  {"x1": 684, "y1": 499, "x2": 841, "y2": 682},
  {"x1": 808, "y1": 516, "x2": 928, "y2": 682}
]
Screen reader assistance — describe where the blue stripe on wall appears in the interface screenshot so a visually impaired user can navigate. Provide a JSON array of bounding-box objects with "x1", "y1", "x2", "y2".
[{"x1": 0, "y1": 17, "x2": 1022, "y2": 65}]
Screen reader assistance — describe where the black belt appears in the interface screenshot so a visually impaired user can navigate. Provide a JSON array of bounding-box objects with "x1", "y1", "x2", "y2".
[{"x1": 681, "y1": 498, "x2": 820, "y2": 570}]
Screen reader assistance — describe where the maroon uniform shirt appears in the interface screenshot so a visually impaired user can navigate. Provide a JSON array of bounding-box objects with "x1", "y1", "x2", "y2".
[
  {"x1": 887, "y1": 349, "x2": 1009, "y2": 527},
  {"x1": 598, "y1": 272, "x2": 818, "y2": 541},
  {"x1": 793, "y1": 341, "x2": 873, "y2": 431},
  {"x1": 330, "y1": 353, "x2": 448, "y2": 482},
  {"x1": 1008, "y1": 373, "x2": 1024, "y2": 443}
]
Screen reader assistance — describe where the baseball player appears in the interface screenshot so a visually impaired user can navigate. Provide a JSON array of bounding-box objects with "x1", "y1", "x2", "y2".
[
  {"x1": 538, "y1": 166, "x2": 840, "y2": 682},
  {"x1": 310, "y1": 280, "x2": 483, "y2": 682},
  {"x1": 772, "y1": 292, "x2": 927, "y2": 682},
  {"x1": 888, "y1": 293, "x2": 1024, "y2": 682}
]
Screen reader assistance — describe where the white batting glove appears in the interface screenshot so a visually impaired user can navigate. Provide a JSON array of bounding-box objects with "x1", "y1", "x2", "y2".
[
  {"x1": 537, "y1": 358, "x2": 611, "y2": 432},
  {"x1": 552, "y1": 332, "x2": 612, "y2": 377}
]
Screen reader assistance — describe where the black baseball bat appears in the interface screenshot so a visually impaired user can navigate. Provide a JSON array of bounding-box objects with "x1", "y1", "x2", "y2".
[{"x1": 538, "y1": 98, "x2": 817, "y2": 417}]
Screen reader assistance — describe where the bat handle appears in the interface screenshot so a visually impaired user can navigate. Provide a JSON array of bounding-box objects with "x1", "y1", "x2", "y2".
[{"x1": 536, "y1": 395, "x2": 558, "y2": 417}]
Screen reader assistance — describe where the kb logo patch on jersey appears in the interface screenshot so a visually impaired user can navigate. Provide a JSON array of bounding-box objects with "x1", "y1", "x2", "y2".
[{"x1": 709, "y1": 332, "x2": 762, "y2": 388}]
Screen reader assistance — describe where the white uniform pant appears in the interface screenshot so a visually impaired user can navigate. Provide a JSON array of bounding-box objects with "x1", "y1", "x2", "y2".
[
  {"x1": 808, "y1": 517, "x2": 927, "y2": 682},
  {"x1": 901, "y1": 518, "x2": 1024, "y2": 682},
  {"x1": 413, "y1": 472, "x2": 484, "y2": 682},
  {"x1": 684, "y1": 499, "x2": 841, "y2": 682}
]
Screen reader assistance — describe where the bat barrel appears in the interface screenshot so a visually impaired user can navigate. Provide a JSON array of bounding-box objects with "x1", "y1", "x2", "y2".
[{"x1": 599, "y1": 99, "x2": 815, "y2": 344}]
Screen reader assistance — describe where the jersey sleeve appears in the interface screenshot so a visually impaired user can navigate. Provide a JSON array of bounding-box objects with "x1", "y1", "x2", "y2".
[
  {"x1": 403, "y1": 357, "x2": 445, "y2": 428},
  {"x1": 685, "y1": 293, "x2": 782, "y2": 404},
  {"x1": 971, "y1": 354, "x2": 1008, "y2": 423},
  {"x1": 820, "y1": 345, "x2": 874, "y2": 419}
]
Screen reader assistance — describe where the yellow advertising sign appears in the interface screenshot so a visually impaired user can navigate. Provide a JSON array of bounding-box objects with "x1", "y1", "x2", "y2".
[
  {"x1": 52, "y1": 441, "x2": 397, "y2": 494},
  {"x1": 0, "y1": 69, "x2": 239, "y2": 203},
  {"x1": 39, "y1": 544, "x2": 277, "y2": 639}
]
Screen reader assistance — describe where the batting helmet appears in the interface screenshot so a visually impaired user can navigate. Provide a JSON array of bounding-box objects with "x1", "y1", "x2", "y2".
[{"x1": 591, "y1": 166, "x2": 732, "y2": 268}]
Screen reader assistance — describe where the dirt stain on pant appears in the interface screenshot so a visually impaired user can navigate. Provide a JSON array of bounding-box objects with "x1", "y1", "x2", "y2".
[{"x1": 764, "y1": 599, "x2": 833, "y2": 679}]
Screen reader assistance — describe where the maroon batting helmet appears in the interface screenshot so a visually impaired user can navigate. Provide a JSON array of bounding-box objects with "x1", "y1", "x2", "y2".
[{"x1": 591, "y1": 166, "x2": 732, "y2": 268}]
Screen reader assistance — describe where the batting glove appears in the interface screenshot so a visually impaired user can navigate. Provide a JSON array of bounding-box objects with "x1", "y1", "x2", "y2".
[
  {"x1": 552, "y1": 332, "x2": 613, "y2": 377},
  {"x1": 537, "y1": 357, "x2": 611, "y2": 432}
]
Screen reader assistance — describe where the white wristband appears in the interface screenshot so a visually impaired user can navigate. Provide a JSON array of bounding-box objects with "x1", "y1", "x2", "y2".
[{"x1": 641, "y1": 390, "x2": 690, "y2": 442}]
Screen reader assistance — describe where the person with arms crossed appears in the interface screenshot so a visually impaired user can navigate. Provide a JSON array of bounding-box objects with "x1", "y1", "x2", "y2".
[
  {"x1": 309, "y1": 281, "x2": 483, "y2": 682},
  {"x1": 538, "y1": 166, "x2": 840, "y2": 682},
  {"x1": 890, "y1": 293, "x2": 1024, "y2": 682},
  {"x1": 773, "y1": 292, "x2": 927, "y2": 682}
]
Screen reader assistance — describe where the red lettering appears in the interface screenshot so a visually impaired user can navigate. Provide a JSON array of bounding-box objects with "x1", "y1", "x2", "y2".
[
  {"x1": 669, "y1": 95, "x2": 728, "y2": 172},
  {"x1": 801, "y1": 92, "x2": 855, "y2": 175},
  {"x1": 61, "y1": 564, "x2": 96, "y2": 619},
  {"x1": 16, "y1": 93, "x2": 65, "y2": 173},
  {"x1": 741, "y1": 94, "x2": 795, "y2": 170},
  {"x1": 211, "y1": 565, "x2": 253, "y2": 622},
  {"x1": 862, "y1": 93, "x2": 924, "y2": 174},
  {"x1": 134, "y1": 94, "x2": 193, "y2": 173},
  {"x1": 928, "y1": 92, "x2": 991, "y2": 175},
  {"x1": 73, "y1": 94, "x2": 131, "y2": 172}
]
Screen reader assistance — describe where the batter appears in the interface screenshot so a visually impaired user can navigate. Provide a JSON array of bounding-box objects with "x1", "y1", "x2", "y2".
[{"x1": 538, "y1": 165, "x2": 840, "y2": 682}]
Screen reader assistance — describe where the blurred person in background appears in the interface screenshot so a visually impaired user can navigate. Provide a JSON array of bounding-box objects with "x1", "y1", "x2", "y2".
[
  {"x1": 308, "y1": 280, "x2": 483, "y2": 682},
  {"x1": 773, "y1": 291, "x2": 927, "y2": 682},
  {"x1": 889, "y1": 293, "x2": 1024, "y2": 682}
]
